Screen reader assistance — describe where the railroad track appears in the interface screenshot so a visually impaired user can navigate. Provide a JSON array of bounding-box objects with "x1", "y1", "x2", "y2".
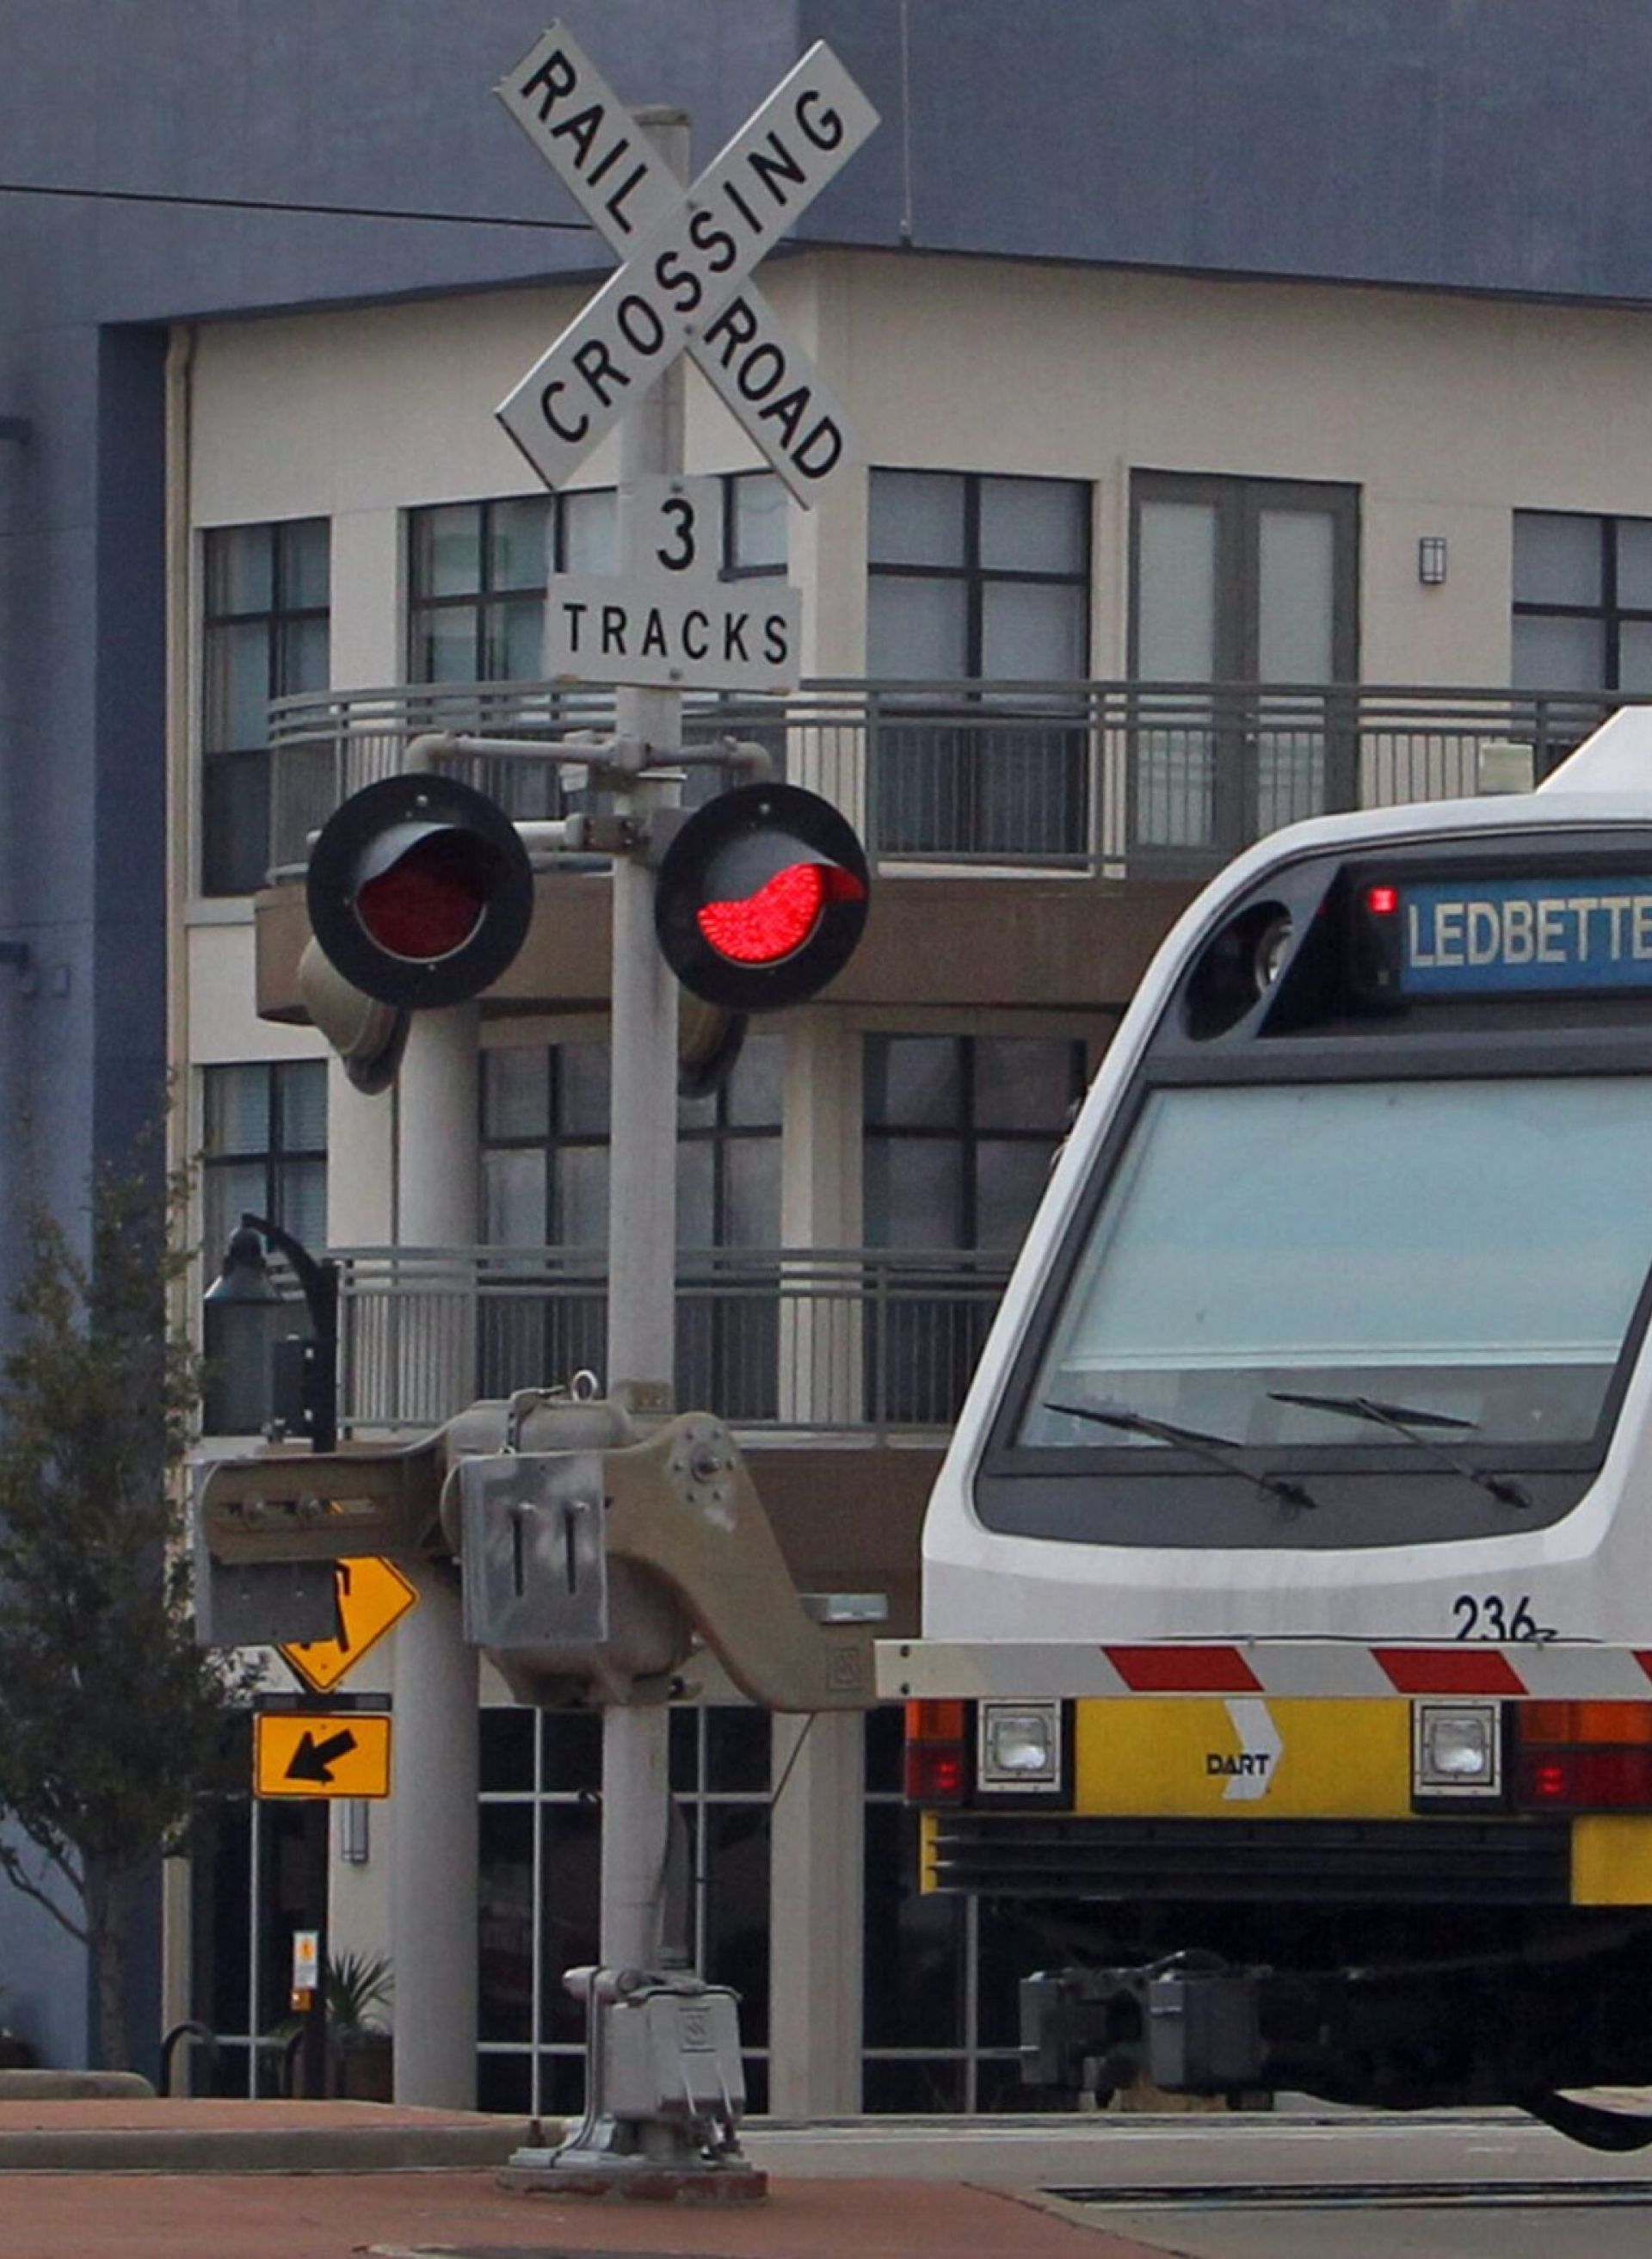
[{"x1": 1054, "y1": 2177, "x2": 1652, "y2": 2212}]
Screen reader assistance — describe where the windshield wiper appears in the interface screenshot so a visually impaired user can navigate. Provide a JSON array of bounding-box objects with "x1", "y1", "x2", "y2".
[
  {"x1": 1267, "y1": 1389, "x2": 1532, "y2": 1510},
  {"x1": 1045, "y1": 1399, "x2": 1317, "y2": 1513}
]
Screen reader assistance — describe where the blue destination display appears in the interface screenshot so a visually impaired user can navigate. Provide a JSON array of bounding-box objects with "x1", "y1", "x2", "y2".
[{"x1": 1401, "y1": 877, "x2": 1652, "y2": 993}]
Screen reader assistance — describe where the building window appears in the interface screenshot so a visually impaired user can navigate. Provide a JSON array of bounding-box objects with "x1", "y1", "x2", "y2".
[
  {"x1": 409, "y1": 495, "x2": 565, "y2": 683},
  {"x1": 1512, "y1": 510, "x2": 1652, "y2": 693},
  {"x1": 201, "y1": 520, "x2": 330, "y2": 895},
  {"x1": 862, "y1": 1034, "x2": 1085, "y2": 1425},
  {"x1": 477, "y1": 1702, "x2": 772, "y2": 2117},
  {"x1": 724, "y1": 470, "x2": 788, "y2": 577},
  {"x1": 478, "y1": 1035, "x2": 783, "y2": 1415},
  {"x1": 408, "y1": 474, "x2": 784, "y2": 683},
  {"x1": 1128, "y1": 472, "x2": 1360, "y2": 863},
  {"x1": 866, "y1": 470, "x2": 1090, "y2": 857},
  {"x1": 201, "y1": 1061, "x2": 328, "y2": 1264}
]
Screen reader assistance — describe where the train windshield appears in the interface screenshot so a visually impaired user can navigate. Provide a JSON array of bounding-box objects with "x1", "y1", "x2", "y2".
[{"x1": 1019, "y1": 1075, "x2": 1652, "y2": 1453}]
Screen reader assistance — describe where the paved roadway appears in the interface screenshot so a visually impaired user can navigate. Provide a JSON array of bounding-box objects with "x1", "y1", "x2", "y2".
[
  {"x1": 748, "y1": 2110, "x2": 1652, "y2": 2258},
  {"x1": 4, "y1": 2103, "x2": 1652, "y2": 2257}
]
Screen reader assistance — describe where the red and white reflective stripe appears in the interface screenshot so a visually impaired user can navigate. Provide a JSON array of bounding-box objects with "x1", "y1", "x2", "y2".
[{"x1": 876, "y1": 1639, "x2": 1652, "y2": 1702}]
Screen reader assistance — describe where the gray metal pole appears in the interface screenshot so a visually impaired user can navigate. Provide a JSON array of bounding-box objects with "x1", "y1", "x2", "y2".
[
  {"x1": 390, "y1": 1004, "x2": 480, "y2": 2103},
  {"x1": 600, "y1": 106, "x2": 689, "y2": 1978}
]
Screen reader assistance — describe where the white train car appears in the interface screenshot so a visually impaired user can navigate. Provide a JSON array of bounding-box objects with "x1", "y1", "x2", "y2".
[{"x1": 882, "y1": 711, "x2": 1652, "y2": 2145}]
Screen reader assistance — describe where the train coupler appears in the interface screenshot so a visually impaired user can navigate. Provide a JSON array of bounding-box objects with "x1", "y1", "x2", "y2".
[{"x1": 1020, "y1": 1953, "x2": 1267, "y2": 2101}]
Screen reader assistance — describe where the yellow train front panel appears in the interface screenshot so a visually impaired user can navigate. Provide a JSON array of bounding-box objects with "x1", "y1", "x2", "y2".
[{"x1": 1073, "y1": 1696, "x2": 1414, "y2": 1819}]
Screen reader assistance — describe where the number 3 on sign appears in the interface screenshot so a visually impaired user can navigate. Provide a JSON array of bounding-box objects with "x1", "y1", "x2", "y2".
[
  {"x1": 1452, "y1": 1591, "x2": 1556, "y2": 1642},
  {"x1": 627, "y1": 477, "x2": 718, "y2": 578}
]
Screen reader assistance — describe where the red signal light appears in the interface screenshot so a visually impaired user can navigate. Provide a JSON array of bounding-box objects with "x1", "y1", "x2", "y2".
[
  {"x1": 306, "y1": 774, "x2": 533, "y2": 1011},
  {"x1": 696, "y1": 861, "x2": 866, "y2": 966},
  {"x1": 356, "y1": 833, "x2": 493, "y2": 961},
  {"x1": 1365, "y1": 885, "x2": 1400, "y2": 917},
  {"x1": 655, "y1": 782, "x2": 871, "y2": 1011}
]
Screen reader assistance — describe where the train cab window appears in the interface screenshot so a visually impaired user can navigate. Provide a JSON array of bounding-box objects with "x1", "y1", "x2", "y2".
[{"x1": 1018, "y1": 1075, "x2": 1652, "y2": 1457}]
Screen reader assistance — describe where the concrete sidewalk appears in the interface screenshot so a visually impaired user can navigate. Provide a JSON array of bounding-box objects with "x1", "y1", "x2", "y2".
[{"x1": 0, "y1": 2100, "x2": 1172, "y2": 2258}]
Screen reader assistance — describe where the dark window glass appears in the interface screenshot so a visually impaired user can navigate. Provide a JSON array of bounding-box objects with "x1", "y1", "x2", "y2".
[
  {"x1": 707, "y1": 1706, "x2": 770, "y2": 1794},
  {"x1": 201, "y1": 520, "x2": 330, "y2": 894},
  {"x1": 539, "y1": 1708, "x2": 601, "y2": 1794},
  {"x1": 478, "y1": 1802, "x2": 535, "y2": 2043},
  {"x1": 201, "y1": 1061, "x2": 327, "y2": 1264},
  {"x1": 409, "y1": 497, "x2": 556, "y2": 684},
  {"x1": 1128, "y1": 472, "x2": 1359, "y2": 863},
  {"x1": 702, "y1": 1803, "x2": 771, "y2": 2045},
  {"x1": 409, "y1": 474, "x2": 781, "y2": 685},
  {"x1": 478, "y1": 2052, "x2": 533, "y2": 2112},
  {"x1": 867, "y1": 470, "x2": 1090, "y2": 857},
  {"x1": 863, "y1": 1034, "x2": 1082, "y2": 1423},
  {"x1": 478, "y1": 1037, "x2": 783, "y2": 1414},
  {"x1": 1513, "y1": 509, "x2": 1652, "y2": 696},
  {"x1": 480, "y1": 1707, "x2": 535, "y2": 1794},
  {"x1": 540, "y1": 1801, "x2": 602, "y2": 2042}
]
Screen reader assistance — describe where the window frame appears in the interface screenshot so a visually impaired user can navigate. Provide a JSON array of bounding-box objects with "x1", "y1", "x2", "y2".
[
  {"x1": 1512, "y1": 508, "x2": 1652, "y2": 692},
  {"x1": 866, "y1": 468, "x2": 1093, "y2": 686},
  {"x1": 200, "y1": 518, "x2": 330, "y2": 897},
  {"x1": 408, "y1": 474, "x2": 787, "y2": 684},
  {"x1": 200, "y1": 1059, "x2": 329, "y2": 1259}
]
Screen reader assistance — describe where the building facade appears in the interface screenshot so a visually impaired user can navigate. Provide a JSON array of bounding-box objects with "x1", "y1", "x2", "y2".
[{"x1": 8, "y1": 0, "x2": 1652, "y2": 2085}]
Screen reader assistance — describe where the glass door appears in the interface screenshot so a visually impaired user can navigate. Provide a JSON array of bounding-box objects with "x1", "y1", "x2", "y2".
[{"x1": 1128, "y1": 474, "x2": 1359, "y2": 868}]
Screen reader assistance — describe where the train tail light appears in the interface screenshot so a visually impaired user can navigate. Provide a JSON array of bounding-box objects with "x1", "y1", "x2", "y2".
[
  {"x1": 904, "y1": 1698, "x2": 969, "y2": 1805},
  {"x1": 1514, "y1": 1702, "x2": 1652, "y2": 1812}
]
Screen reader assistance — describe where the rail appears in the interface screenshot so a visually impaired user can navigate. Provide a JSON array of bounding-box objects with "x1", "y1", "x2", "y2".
[
  {"x1": 330, "y1": 1244, "x2": 1012, "y2": 1440},
  {"x1": 267, "y1": 677, "x2": 1630, "y2": 882}
]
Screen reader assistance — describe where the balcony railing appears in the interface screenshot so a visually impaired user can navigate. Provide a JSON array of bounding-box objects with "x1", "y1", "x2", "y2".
[
  {"x1": 268, "y1": 677, "x2": 1630, "y2": 883},
  {"x1": 330, "y1": 1245, "x2": 1011, "y2": 1442}
]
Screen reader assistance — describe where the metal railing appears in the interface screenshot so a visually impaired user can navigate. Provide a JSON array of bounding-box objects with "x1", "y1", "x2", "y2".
[
  {"x1": 268, "y1": 677, "x2": 1632, "y2": 882},
  {"x1": 333, "y1": 1244, "x2": 1012, "y2": 1441}
]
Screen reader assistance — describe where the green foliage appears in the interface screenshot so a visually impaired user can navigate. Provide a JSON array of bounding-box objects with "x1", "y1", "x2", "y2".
[
  {"x1": 0, "y1": 1150, "x2": 260, "y2": 2064},
  {"x1": 324, "y1": 1948, "x2": 393, "y2": 2035}
]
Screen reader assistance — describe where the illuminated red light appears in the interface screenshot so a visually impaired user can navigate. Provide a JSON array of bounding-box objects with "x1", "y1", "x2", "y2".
[
  {"x1": 1365, "y1": 885, "x2": 1400, "y2": 917},
  {"x1": 698, "y1": 861, "x2": 865, "y2": 966},
  {"x1": 903, "y1": 1697, "x2": 969, "y2": 1805},
  {"x1": 1514, "y1": 1702, "x2": 1652, "y2": 1809}
]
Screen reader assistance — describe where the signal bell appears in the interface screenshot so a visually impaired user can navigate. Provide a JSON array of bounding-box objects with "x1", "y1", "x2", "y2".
[
  {"x1": 654, "y1": 782, "x2": 870, "y2": 1011},
  {"x1": 306, "y1": 774, "x2": 533, "y2": 1010}
]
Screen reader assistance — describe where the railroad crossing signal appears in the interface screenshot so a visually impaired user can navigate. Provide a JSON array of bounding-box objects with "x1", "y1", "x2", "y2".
[
  {"x1": 254, "y1": 1711, "x2": 393, "y2": 1800},
  {"x1": 305, "y1": 772, "x2": 533, "y2": 1010},
  {"x1": 495, "y1": 22, "x2": 878, "y2": 501},
  {"x1": 653, "y1": 781, "x2": 871, "y2": 1009},
  {"x1": 280, "y1": 1555, "x2": 419, "y2": 1694}
]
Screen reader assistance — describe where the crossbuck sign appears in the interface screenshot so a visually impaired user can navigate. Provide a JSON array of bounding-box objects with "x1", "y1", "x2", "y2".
[{"x1": 496, "y1": 25, "x2": 878, "y2": 503}]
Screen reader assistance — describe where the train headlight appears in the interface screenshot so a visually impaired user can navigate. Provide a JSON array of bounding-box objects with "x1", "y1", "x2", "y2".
[
  {"x1": 978, "y1": 1701, "x2": 1063, "y2": 1792},
  {"x1": 1412, "y1": 1700, "x2": 1504, "y2": 1803}
]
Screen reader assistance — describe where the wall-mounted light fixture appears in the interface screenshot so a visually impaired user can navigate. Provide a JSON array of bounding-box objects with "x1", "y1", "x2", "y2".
[{"x1": 1418, "y1": 536, "x2": 1448, "y2": 586}]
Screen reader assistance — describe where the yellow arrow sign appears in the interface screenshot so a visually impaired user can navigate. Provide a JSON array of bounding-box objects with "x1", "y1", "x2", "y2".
[
  {"x1": 254, "y1": 1711, "x2": 392, "y2": 1800},
  {"x1": 280, "y1": 1556, "x2": 418, "y2": 1694}
]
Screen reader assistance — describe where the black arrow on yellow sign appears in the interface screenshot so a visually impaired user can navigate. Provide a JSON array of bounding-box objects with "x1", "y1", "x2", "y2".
[{"x1": 286, "y1": 1727, "x2": 359, "y2": 1785}]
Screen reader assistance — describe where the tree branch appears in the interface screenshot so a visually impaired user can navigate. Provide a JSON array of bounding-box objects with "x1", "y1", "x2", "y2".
[{"x1": 0, "y1": 1836, "x2": 89, "y2": 1946}]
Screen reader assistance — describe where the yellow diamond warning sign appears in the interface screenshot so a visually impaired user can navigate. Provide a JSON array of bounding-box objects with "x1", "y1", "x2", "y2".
[
  {"x1": 280, "y1": 1556, "x2": 417, "y2": 1694},
  {"x1": 254, "y1": 1711, "x2": 392, "y2": 1800}
]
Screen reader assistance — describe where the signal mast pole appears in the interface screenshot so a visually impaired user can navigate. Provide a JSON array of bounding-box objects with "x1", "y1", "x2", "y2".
[{"x1": 599, "y1": 106, "x2": 689, "y2": 1980}]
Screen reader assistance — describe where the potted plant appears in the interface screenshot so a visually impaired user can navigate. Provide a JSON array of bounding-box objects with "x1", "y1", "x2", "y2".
[{"x1": 324, "y1": 1950, "x2": 393, "y2": 2101}]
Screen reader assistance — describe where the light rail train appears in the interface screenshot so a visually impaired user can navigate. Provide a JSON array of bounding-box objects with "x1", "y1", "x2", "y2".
[{"x1": 887, "y1": 710, "x2": 1652, "y2": 2148}]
